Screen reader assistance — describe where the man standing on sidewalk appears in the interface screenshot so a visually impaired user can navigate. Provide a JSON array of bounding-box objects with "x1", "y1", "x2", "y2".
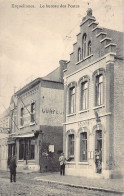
[
  {"x1": 59, "y1": 152, "x2": 66, "y2": 176},
  {"x1": 9, "y1": 155, "x2": 17, "y2": 182}
]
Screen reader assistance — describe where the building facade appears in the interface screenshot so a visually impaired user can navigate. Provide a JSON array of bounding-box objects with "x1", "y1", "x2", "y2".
[
  {"x1": 8, "y1": 60, "x2": 66, "y2": 172},
  {"x1": 0, "y1": 109, "x2": 10, "y2": 170},
  {"x1": 63, "y1": 9, "x2": 124, "y2": 179}
]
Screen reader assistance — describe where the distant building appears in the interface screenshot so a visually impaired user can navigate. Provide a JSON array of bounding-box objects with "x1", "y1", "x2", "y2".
[
  {"x1": 8, "y1": 60, "x2": 66, "y2": 172},
  {"x1": 63, "y1": 9, "x2": 124, "y2": 179},
  {"x1": 0, "y1": 109, "x2": 10, "y2": 170}
]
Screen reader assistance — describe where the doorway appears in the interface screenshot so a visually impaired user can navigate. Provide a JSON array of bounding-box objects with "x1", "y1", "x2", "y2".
[{"x1": 95, "y1": 130, "x2": 102, "y2": 173}]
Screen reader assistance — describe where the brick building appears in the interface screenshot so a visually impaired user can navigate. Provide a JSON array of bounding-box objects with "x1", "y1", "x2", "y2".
[
  {"x1": 63, "y1": 9, "x2": 124, "y2": 179},
  {"x1": 8, "y1": 60, "x2": 66, "y2": 172}
]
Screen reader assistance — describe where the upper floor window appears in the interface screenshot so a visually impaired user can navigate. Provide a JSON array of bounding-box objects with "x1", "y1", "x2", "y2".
[
  {"x1": 80, "y1": 132, "x2": 87, "y2": 161},
  {"x1": 88, "y1": 41, "x2": 91, "y2": 56},
  {"x1": 69, "y1": 87, "x2": 76, "y2": 114},
  {"x1": 82, "y1": 34, "x2": 87, "y2": 59},
  {"x1": 31, "y1": 102, "x2": 35, "y2": 123},
  {"x1": 78, "y1": 47, "x2": 81, "y2": 62},
  {"x1": 20, "y1": 107, "x2": 24, "y2": 126},
  {"x1": 81, "y1": 81, "x2": 88, "y2": 110},
  {"x1": 96, "y1": 74, "x2": 103, "y2": 106},
  {"x1": 68, "y1": 134, "x2": 75, "y2": 160}
]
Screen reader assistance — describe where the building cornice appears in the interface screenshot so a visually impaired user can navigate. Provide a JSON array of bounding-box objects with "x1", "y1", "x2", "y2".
[
  {"x1": 63, "y1": 52, "x2": 116, "y2": 79},
  {"x1": 63, "y1": 112, "x2": 111, "y2": 125}
]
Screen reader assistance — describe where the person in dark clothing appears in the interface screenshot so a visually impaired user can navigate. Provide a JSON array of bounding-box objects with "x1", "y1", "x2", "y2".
[
  {"x1": 9, "y1": 155, "x2": 17, "y2": 182},
  {"x1": 59, "y1": 152, "x2": 66, "y2": 175}
]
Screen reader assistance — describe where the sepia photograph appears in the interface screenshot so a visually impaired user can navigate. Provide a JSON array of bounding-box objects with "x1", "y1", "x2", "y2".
[{"x1": 0, "y1": 0, "x2": 124, "y2": 195}]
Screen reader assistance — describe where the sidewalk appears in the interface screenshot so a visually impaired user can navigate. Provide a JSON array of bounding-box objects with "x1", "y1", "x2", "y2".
[{"x1": 34, "y1": 172, "x2": 124, "y2": 195}]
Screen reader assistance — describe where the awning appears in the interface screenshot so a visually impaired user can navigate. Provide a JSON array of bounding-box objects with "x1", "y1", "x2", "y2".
[{"x1": 14, "y1": 133, "x2": 35, "y2": 138}]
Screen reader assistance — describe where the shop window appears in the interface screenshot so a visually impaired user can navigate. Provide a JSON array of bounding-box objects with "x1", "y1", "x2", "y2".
[
  {"x1": 19, "y1": 139, "x2": 35, "y2": 160},
  {"x1": 68, "y1": 134, "x2": 75, "y2": 160},
  {"x1": 81, "y1": 81, "x2": 88, "y2": 110},
  {"x1": 88, "y1": 41, "x2": 91, "y2": 56},
  {"x1": 19, "y1": 140, "x2": 24, "y2": 160},
  {"x1": 69, "y1": 87, "x2": 76, "y2": 114},
  {"x1": 80, "y1": 132, "x2": 87, "y2": 161},
  {"x1": 82, "y1": 33, "x2": 87, "y2": 59},
  {"x1": 95, "y1": 74, "x2": 103, "y2": 106},
  {"x1": 31, "y1": 102, "x2": 35, "y2": 123},
  {"x1": 78, "y1": 47, "x2": 81, "y2": 62},
  {"x1": 30, "y1": 145, "x2": 35, "y2": 159},
  {"x1": 20, "y1": 107, "x2": 24, "y2": 126}
]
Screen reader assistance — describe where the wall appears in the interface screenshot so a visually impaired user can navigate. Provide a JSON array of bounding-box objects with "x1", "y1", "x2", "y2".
[
  {"x1": 113, "y1": 59, "x2": 124, "y2": 177},
  {"x1": 39, "y1": 125, "x2": 63, "y2": 172},
  {"x1": 17, "y1": 83, "x2": 41, "y2": 134},
  {"x1": 0, "y1": 134, "x2": 8, "y2": 170},
  {"x1": 40, "y1": 85, "x2": 64, "y2": 127}
]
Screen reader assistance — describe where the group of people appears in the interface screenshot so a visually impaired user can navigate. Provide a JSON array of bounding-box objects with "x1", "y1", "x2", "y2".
[
  {"x1": 7, "y1": 151, "x2": 101, "y2": 182},
  {"x1": 8, "y1": 155, "x2": 17, "y2": 182}
]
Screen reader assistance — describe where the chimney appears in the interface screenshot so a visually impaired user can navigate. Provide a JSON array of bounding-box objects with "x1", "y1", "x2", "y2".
[{"x1": 59, "y1": 60, "x2": 67, "y2": 83}]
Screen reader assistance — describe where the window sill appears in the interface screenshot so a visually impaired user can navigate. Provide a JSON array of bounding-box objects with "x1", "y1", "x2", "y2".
[
  {"x1": 66, "y1": 161, "x2": 75, "y2": 165},
  {"x1": 18, "y1": 160, "x2": 24, "y2": 162},
  {"x1": 93, "y1": 105, "x2": 105, "y2": 110},
  {"x1": 78, "y1": 162, "x2": 89, "y2": 165},
  {"x1": 30, "y1": 122, "x2": 35, "y2": 126},
  {"x1": 78, "y1": 109, "x2": 89, "y2": 114},
  {"x1": 67, "y1": 113, "x2": 76, "y2": 117},
  {"x1": 76, "y1": 54, "x2": 93, "y2": 65}
]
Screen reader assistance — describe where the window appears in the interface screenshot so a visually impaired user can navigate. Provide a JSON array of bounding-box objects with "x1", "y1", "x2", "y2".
[
  {"x1": 96, "y1": 74, "x2": 103, "y2": 106},
  {"x1": 78, "y1": 48, "x2": 81, "y2": 62},
  {"x1": 88, "y1": 41, "x2": 91, "y2": 56},
  {"x1": 19, "y1": 139, "x2": 35, "y2": 160},
  {"x1": 31, "y1": 102, "x2": 35, "y2": 123},
  {"x1": 20, "y1": 107, "x2": 24, "y2": 126},
  {"x1": 80, "y1": 132, "x2": 87, "y2": 161},
  {"x1": 81, "y1": 81, "x2": 88, "y2": 110},
  {"x1": 82, "y1": 34, "x2": 87, "y2": 59},
  {"x1": 19, "y1": 140, "x2": 24, "y2": 160},
  {"x1": 68, "y1": 134, "x2": 74, "y2": 160},
  {"x1": 29, "y1": 139, "x2": 35, "y2": 159},
  {"x1": 69, "y1": 87, "x2": 75, "y2": 114}
]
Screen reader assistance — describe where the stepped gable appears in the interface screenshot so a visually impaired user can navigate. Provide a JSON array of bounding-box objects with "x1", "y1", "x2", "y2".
[{"x1": 66, "y1": 9, "x2": 124, "y2": 75}]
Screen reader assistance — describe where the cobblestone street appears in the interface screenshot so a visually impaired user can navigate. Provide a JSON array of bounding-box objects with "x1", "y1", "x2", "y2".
[{"x1": 0, "y1": 171, "x2": 123, "y2": 196}]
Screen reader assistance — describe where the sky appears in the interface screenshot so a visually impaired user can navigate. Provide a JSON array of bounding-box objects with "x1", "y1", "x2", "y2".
[{"x1": 0, "y1": 0, "x2": 124, "y2": 114}]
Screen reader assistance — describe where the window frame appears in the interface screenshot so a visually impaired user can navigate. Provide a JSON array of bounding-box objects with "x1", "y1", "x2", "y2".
[
  {"x1": 88, "y1": 41, "x2": 91, "y2": 56},
  {"x1": 20, "y1": 107, "x2": 24, "y2": 126},
  {"x1": 81, "y1": 81, "x2": 88, "y2": 110},
  {"x1": 68, "y1": 134, "x2": 75, "y2": 160},
  {"x1": 80, "y1": 132, "x2": 88, "y2": 162},
  {"x1": 77, "y1": 47, "x2": 81, "y2": 62},
  {"x1": 78, "y1": 76, "x2": 89, "y2": 111},
  {"x1": 95, "y1": 74, "x2": 104, "y2": 106},
  {"x1": 30, "y1": 102, "x2": 35, "y2": 123},
  {"x1": 92, "y1": 69, "x2": 105, "y2": 107},
  {"x1": 82, "y1": 33, "x2": 87, "y2": 59},
  {"x1": 68, "y1": 82, "x2": 77, "y2": 115}
]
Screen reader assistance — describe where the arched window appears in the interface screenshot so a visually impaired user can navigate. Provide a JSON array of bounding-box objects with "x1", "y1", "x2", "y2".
[
  {"x1": 82, "y1": 34, "x2": 87, "y2": 59},
  {"x1": 78, "y1": 47, "x2": 81, "y2": 62},
  {"x1": 88, "y1": 41, "x2": 91, "y2": 56},
  {"x1": 96, "y1": 74, "x2": 103, "y2": 106},
  {"x1": 69, "y1": 87, "x2": 75, "y2": 114},
  {"x1": 80, "y1": 132, "x2": 87, "y2": 161},
  {"x1": 68, "y1": 82, "x2": 77, "y2": 114},
  {"x1": 68, "y1": 134, "x2": 75, "y2": 161},
  {"x1": 93, "y1": 69, "x2": 105, "y2": 107},
  {"x1": 81, "y1": 81, "x2": 88, "y2": 110}
]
